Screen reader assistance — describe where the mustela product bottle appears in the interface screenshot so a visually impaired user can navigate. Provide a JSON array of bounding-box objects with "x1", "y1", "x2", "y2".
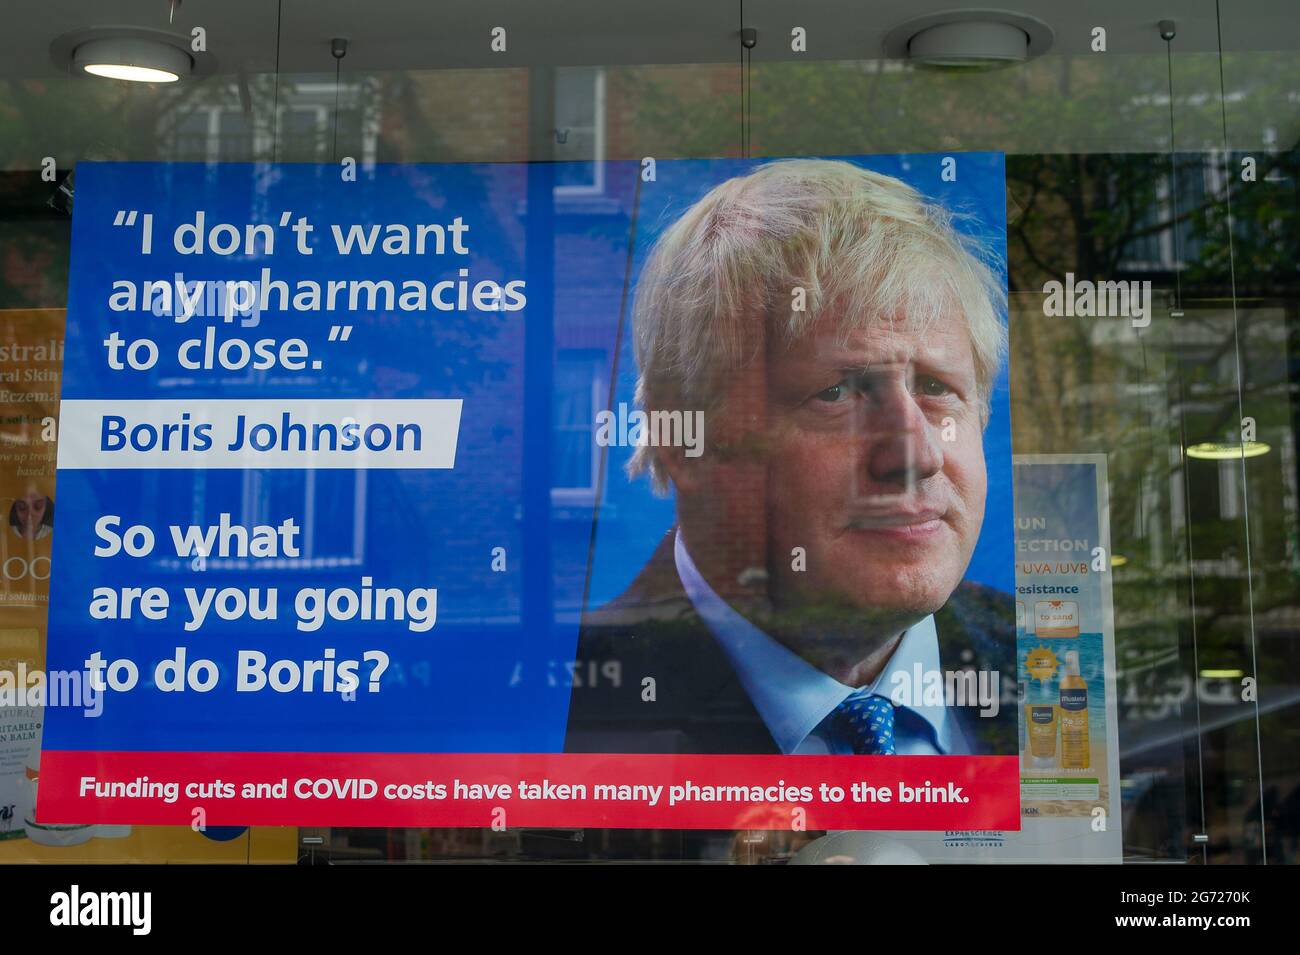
[
  {"x1": 1059, "y1": 650, "x2": 1090, "y2": 770},
  {"x1": 1025, "y1": 676, "x2": 1058, "y2": 768}
]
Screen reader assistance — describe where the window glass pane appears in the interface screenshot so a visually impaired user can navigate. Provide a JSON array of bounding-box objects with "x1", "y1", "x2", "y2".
[{"x1": 0, "y1": 0, "x2": 1296, "y2": 870}]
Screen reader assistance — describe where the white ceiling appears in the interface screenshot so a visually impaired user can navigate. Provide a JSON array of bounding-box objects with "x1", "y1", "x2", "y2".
[{"x1": 4, "y1": 0, "x2": 1297, "y2": 77}]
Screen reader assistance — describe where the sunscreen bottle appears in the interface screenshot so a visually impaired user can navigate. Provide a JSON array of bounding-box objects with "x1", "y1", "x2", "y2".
[
  {"x1": 1025, "y1": 675, "x2": 1058, "y2": 768},
  {"x1": 1058, "y1": 650, "x2": 1090, "y2": 770}
]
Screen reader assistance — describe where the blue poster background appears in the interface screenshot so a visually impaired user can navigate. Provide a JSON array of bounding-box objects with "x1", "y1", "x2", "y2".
[{"x1": 46, "y1": 155, "x2": 1011, "y2": 755}]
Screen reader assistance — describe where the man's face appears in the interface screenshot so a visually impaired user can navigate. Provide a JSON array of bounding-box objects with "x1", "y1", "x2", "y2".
[{"x1": 760, "y1": 308, "x2": 987, "y2": 623}]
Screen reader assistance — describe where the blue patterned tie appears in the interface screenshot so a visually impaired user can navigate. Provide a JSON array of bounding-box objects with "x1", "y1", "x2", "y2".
[{"x1": 831, "y1": 690, "x2": 897, "y2": 755}]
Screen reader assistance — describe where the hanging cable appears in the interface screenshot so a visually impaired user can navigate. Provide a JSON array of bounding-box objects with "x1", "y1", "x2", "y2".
[
  {"x1": 1161, "y1": 16, "x2": 1211, "y2": 866},
  {"x1": 747, "y1": 42, "x2": 753, "y2": 157},
  {"x1": 271, "y1": 0, "x2": 283, "y2": 162},
  {"x1": 740, "y1": 27, "x2": 756, "y2": 158},
  {"x1": 1161, "y1": 21, "x2": 1183, "y2": 314},
  {"x1": 331, "y1": 38, "x2": 349, "y2": 163},
  {"x1": 1212, "y1": 0, "x2": 1268, "y2": 865}
]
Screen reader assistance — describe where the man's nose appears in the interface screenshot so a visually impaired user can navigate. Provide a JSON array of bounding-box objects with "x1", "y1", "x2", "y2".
[{"x1": 859, "y1": 383, "x2": 944, "y2": 490}]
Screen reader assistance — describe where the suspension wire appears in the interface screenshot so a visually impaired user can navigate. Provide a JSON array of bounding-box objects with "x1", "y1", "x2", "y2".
[
  {"x1": 1213, "y1": 0, "x2": 1268, "y2": 864},
  {"x1": 333, "y1": 55, "x2": 341, "y2": 162},
  {"x1": 1165, "y1": 40, "x2": 1183, "y2": 311},
  {"x1": 271, "y1": 0, "x2": 282, "y2": 162},
  {"x1": 1163, "y1": 25, "x2": 1208, "y2": 861}
]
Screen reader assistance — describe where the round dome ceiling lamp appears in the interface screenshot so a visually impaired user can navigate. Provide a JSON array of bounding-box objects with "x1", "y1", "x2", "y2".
[{"x1": 883, "y1": 9, "x2": 1054, "y2": 70}]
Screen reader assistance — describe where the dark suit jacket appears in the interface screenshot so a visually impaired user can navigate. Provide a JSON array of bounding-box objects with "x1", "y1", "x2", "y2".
[{"x1": 565, "y1": 530, "x2": 1016, "y2": 756}]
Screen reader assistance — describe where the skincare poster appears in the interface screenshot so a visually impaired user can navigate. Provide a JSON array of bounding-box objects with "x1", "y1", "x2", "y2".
[
  {"x1": 1015, "y1": 456, "x2": 1119, "y2": 808},
  {"x1": 894, "y1": 454, "x2": 1122, "y2": 862}
]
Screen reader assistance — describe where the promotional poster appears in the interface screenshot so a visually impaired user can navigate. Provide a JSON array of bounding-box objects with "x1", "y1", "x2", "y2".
[
  {"x1": 37, "y1": 156, "x2": 1018, "y2": 830},
  {"x1": 892, "y1": 454, "x2": 1122, "y2": 861},
  {"x1": 1013, "y1": 454, "x2": 1122, "y2": 860}
]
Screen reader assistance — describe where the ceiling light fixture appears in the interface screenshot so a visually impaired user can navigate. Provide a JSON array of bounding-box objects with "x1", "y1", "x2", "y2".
[
  {"x1": 883, "y1": 9, "x2": 1053, "y2": 70},
  {"x1": 1185, "y1": 441, "x2": 1271, "y2": 460},
  {"x1": 73, "y1": 37, "x2": 191, "y2": 82},
  {"x1": 51, "y1": 28, "x2": 212, "y2": 84}
]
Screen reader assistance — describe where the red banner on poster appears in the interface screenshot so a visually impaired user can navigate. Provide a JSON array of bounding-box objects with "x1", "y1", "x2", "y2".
[{"x1": 37, "y1": 751, "x2": 1018, "y2": 830}]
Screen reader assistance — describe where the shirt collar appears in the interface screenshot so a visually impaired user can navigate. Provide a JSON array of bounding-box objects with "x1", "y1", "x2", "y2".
[
  {"x1": 870, "y1": 614, "x2": 954, "y2": 753},
  {"x1": 673, "y1": 529, "x2": 951, "y2": 754}
]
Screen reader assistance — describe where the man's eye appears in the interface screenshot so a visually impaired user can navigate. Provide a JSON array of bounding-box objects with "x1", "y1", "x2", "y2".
[
  {"x1": 813, "y1": 381, "x2": 851, "y2": 403},
  {"x1": 916, "y1": 375, "x2": 951, "y2": 397}
]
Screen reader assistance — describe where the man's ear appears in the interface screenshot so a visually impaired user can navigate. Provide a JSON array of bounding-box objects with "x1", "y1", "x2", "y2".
[{"x1": 656, "y1": 442, "x2": 701, "y2": 495}]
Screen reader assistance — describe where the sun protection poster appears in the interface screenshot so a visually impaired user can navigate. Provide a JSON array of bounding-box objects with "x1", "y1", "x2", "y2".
[
  {"x1": 38, "y1": 157, "x2": 1019, "y2": 830},
  {"x1": 0, "y1": 309, "x2": 61, "y2": 845},
  {"x1": 0, "y1": 309, "x2": 293, "y2": 861},
  {"x1": 892, "y1": 454, "x2": 1122, "y2": 862}
]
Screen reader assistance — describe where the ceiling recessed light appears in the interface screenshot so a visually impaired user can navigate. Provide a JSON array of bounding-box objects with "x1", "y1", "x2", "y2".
[
  {"x1": 51, "y1": 28, "x2": 213, "y2": 84},
  {"x1": 73, "y1": 37, "x2": 191, "y2": 83},
  {"x1": 1185, "y1": 441, "x2": 1271, "y2": 460},
  {"x1": 910, "y1": 21, "x2": 1028, "y2": 67},
  {"x1": 82, "y1": 63, "x2": 181, "y2": 83},
  {"x1": 883, "y1": 9, "x2": 1054, "y2": 70}
]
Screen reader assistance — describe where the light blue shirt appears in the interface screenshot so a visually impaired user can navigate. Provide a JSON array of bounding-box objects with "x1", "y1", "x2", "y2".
[{"x1": 674, "y1": 531, "x2": 964, "y2": 755}]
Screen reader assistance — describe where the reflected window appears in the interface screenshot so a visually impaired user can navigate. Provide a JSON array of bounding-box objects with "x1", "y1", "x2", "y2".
[
  {"x1": 552, "y1": 349, "x2": 605, "y2": 503},
  {"x1": 554, "y1": 68, "x2": 605, "y2": 195}
]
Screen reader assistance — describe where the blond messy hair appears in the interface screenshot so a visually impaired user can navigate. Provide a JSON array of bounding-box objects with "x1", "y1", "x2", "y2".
[{"x1": 627, "y1": 158, "x2": 1007, "y2": 493}]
